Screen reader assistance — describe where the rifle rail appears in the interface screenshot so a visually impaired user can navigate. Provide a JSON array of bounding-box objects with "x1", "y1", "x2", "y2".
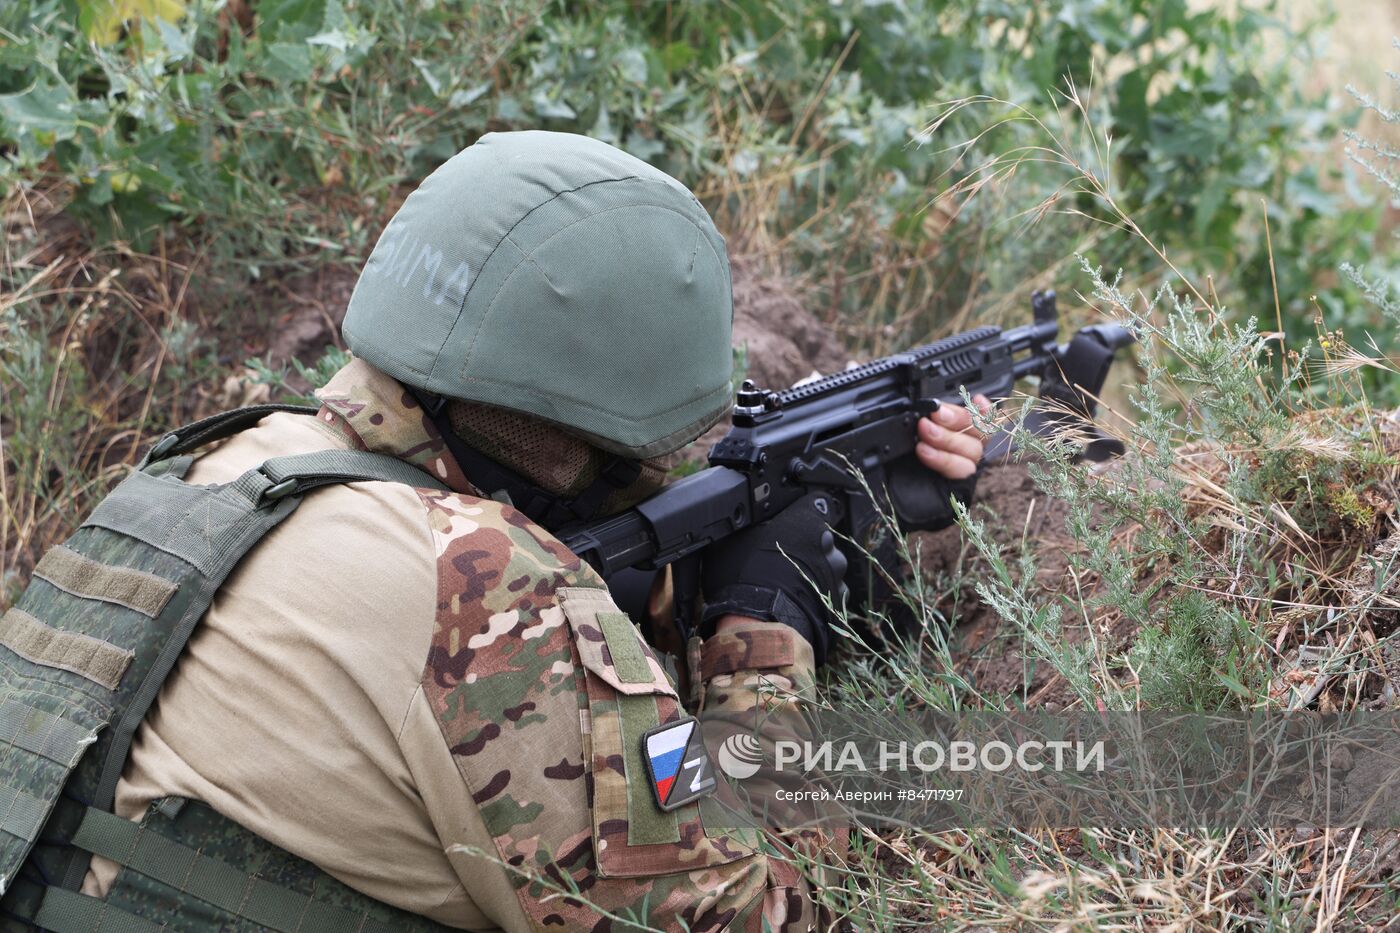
[{"x1": 777, "y1": 326, "x2": 1003, "y2": 405}]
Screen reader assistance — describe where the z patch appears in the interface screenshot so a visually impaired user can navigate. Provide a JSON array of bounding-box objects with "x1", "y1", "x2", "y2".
[{"x1": 641, "y1": 717, "x2": 717, "y2": 812}]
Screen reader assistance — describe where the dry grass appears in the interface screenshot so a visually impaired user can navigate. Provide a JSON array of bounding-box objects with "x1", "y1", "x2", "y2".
[
  {"x1": 856, "y1": 823, "x2": 1400, "y2": 929},
  {"x1": 826, "y1": 381, "x2": 1400, "y2": 929},
  {"x1": 0, "y1": 184, "x2": 311, "y2": 593}
]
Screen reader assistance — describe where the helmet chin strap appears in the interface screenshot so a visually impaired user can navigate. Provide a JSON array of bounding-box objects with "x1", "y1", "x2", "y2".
[{"x1": 408, "y1": 387, "x2": 642, "y2": 532}]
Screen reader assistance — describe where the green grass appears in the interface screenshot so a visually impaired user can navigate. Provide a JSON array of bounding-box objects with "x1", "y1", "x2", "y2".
[{"x1": 1, "y1": 0, "x2": 1385, "y2": 337}]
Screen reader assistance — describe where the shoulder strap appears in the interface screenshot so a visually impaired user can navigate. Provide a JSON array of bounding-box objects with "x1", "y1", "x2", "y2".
[
  {"x1": 140, "y1": 403, "x2": 320, "y2": 466},
  {"x1": 255, "y1": 449, "x2": 451, "y2": 500},
  {"x1": 141, "y1": 404, "x2": 452, "y2": 499}
]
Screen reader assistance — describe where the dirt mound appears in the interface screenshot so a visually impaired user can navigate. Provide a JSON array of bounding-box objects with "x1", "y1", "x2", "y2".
[
  {"x1": 678, "y1": 257, "x2": 852, "y2": 464},
  {"x1": 729, "y1": 255, "x2": 850, "y2": 391},
  {"x1": 681, "y1": 260, "x2": 1086, "y2": 703},
  {"x1": 210, "y1": 264, "x2": 358, "y2": 408},
  {"x1": 682, "y1": 259, "x2": 1093, "y2": 703}
]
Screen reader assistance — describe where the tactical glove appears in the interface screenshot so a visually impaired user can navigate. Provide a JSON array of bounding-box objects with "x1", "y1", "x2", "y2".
[
  {"x1": 699, "y1": 492, "x2": 849, "y2": 665},
  {"x1": 843, "y1": 459, "x2": 978, "y2": 627},
  {"x1": 882, "y1": 455, "x2": 978, "y2": 533}
]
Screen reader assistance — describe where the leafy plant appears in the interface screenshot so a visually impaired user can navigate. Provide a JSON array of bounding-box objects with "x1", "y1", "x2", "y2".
[{"x1": 0, "y1": 0, "x2": 1378, "y2": 349}]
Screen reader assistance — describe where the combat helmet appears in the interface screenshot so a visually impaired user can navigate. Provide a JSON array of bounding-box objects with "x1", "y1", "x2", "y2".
[{"x1": 342, "y1": 131, "x2": 734, "y2": 460}]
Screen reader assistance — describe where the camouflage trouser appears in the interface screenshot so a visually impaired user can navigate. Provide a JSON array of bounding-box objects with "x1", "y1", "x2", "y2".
[{"x1": 415, "y1": 489, "x2": 821, "y2": 931}]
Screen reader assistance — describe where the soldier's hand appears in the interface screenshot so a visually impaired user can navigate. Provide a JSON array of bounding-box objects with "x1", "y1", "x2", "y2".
[
  {"x1": 914, "y1": 394, "x2": 991, "y2": 480},
  {"x1": 877, "y1": 393, "x2": 991, "y2": 536}
]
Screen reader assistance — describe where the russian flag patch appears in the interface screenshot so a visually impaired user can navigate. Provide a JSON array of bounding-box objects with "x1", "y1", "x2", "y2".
[{"x1": 641, "y1": 717, "x2": 716, "y2": 812}]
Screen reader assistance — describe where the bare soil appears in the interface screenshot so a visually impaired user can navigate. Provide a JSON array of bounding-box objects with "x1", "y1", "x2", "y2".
[
  {"x1": 729, "y1": 255, "x2": 851, "y2": 391},
  {"x1": 915, "y1": 461, "x2": 1082, "y2": 704},
  {"x1": 678, "y1": 255, "x2": 854, "y2": 463},
  {"x1": 262, "y1": 265, "x2": 358, "y2": 370}
]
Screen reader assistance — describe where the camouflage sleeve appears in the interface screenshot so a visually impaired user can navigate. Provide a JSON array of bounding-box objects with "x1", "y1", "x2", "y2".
[
  {"x1": 409, "y1": 489, "x2": 828, "y2": 931},
  {"x1": 697, "y1": 619, "x2": 848, "y2": 926}
]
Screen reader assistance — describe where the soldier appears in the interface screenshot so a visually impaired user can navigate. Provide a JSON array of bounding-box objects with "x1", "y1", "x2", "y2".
[{"x1": 1, "y1": 132, "x2": 985, "y2": 931}]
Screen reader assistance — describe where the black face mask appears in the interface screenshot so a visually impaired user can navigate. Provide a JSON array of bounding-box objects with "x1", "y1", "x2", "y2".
[{"x1": 410, "y1": 388, "x2": 658, "y2": 531}]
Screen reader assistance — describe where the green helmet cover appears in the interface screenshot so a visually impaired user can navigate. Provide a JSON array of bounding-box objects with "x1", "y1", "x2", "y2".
[{"x1": 342, "y1": 131, "x2": 734, "y2": 458}]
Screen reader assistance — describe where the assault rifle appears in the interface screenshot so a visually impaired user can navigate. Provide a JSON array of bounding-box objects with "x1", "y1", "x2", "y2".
[{"x1": 559, "y1": 291, "x2": 1134, "y2": 633}]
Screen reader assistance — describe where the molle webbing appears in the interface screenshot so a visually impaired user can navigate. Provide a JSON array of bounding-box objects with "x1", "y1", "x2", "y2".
[
  {"x1": 0, "y1": 404, "x2": 451, "y2": 929},
  {"x1": 0, "y1": 788, "x2": 61, "y2": 854},
  {"x1": 0, "y1": 608, "x2": 133, "y2": 690},
  {"x1": 27, "y1": 888, "x2": 163, "y2": 933},
  {"x1": 0, "y1": 700, "x2": 94, "y2": 770},
  {"x1": 32, "y1": 547, "x2": 176, "y2": 619},
  {"x1": 29, "y1": 802, "x2": 447, "y2": 933}
]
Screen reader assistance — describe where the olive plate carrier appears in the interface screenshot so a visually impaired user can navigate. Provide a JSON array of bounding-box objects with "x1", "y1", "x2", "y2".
[{"x1": 0, "y1": 406, "x2": 455, "y2": 932}]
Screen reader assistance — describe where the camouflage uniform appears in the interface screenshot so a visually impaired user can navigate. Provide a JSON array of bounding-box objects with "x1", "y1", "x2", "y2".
[{"x1": 92, "y1": 358, "x2": 830, "y2": 931}]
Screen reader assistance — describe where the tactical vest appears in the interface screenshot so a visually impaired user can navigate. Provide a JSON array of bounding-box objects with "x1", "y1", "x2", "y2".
[{"x1": 0, "y1": 405, "x2": 457, "y2": 932}]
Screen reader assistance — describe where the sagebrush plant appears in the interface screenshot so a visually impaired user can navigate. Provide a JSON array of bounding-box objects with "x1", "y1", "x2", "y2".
[
  {"x1": 912, "y1": 78, "x2": 1400, "y2": 714},
  {"x1": 991, "y1": 274, "x2": 1394, "y2": 716},
  {"x1": 996, "y1": 269, "x2": 1305, "y2": 710},
  {"x1": 806, "y1": 435, "x2": 1399, "y2": 928},
  {"x1": 1341, "y1": 38, "x2": 1400, "y2": 332},
  {"x1": 245, "y1": 344, "x2": 350, "y2": 404}
]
